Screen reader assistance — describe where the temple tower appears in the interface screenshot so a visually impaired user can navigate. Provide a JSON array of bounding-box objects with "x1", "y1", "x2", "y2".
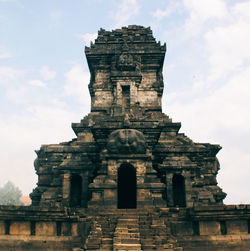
[{"x1": 30, "y1": 25, "x2": 226, "y2": 209}]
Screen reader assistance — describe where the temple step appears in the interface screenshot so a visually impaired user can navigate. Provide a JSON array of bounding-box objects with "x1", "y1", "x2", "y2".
[
  {"x1": 83, "y1": 209, "x2": 183, "y2": 251},
  {"x1": 113, "y1": 216, "x2": 142, "y2": 251}
]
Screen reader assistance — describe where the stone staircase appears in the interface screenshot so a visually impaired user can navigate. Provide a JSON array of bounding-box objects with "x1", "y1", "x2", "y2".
[
  {"x1": 139, "y1": 211, "x2": 182, "y2": 251},
  {"x1": 83, "y1": 220, "x2": 102, "y2": 250},
  {"x1": 82, "y1": 209, "x2": 183, "y2": 251},
  {"x1": 84, "y1": 216, "x2": 116, "y2": 251},
  {"x1": 113, "y1": 215, "x2": 142, "y2": 251}
]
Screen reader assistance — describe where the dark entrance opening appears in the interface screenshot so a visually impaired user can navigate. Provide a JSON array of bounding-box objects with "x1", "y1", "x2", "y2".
[
  {"x1": 118, "y1": 163, "x2": 136, "y2": 209},
  {"x1": 70, "y1": 174, "x2": 82, "y2": 207},
  {"x1": 173, "y1": 174, "x2": 186, "y2": 207}
]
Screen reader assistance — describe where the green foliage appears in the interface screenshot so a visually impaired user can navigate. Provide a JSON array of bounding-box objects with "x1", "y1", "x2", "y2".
[{"x1": 0, "y1": 181, "x2": 24, "y2": 205}]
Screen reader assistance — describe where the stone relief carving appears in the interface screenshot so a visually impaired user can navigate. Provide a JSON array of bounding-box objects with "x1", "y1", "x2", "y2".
[
  {"x1": 107, "y1": 129, "x2": 146, "y2": 154},
  {"x1": 117, "y1": 53, "x2": 135, "y2": 70},
  {"x1": 116, "y1": 53, "x2": 141, "y2": 72}
]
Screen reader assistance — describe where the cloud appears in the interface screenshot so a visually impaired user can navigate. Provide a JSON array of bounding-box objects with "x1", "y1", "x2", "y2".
[
  {"x1": 0, "y1": 66, "x2": 24, "y2": 85},
  {"x1": 112, "y1": 0, "x2": 140, "y2": 28},
  {"x1": 218, "y1": 147, "x2": 250, "y2": 204},
  {"x1": 166, "y1": 65, "x2": 250, "y2": 140},
  {"x1": 0, "y1": 45, "x2": 11, "y2": 59},
  {"x1": 76, "y1": 33, "x2": 97, "y2": 46},
  {"x1": 5, "y1": 85, "x2": 36, "y2": 104},
  {"x1": 63, "y1": 64, "x2": 91, "y2": 106},
  {"x1": 0, "y1": 105, "x2": 80, "y2": 195},
  {"x1": 0, "y1": 66, "x2": 47, "y2": 103},
  {"x1": 204, "y1": 3, "x2": 250, "y2": 80},
  {"x1": 183, "y1": 0, "x2": 228, "y2": 37},
  {"x1": 152, "y1": 0, "x2": 180, "y2": 20},
  {"x1": 49, "y1": 10, "x2": 63, "y2": 20},
  {"x1": 233, "y1": 1, "x2": 250, "y2": 21},
  {"x1": 0, "y1": 0, "x2": 16, "y2": 2},
  {"x1": 49, "y1": 10, "x2": 63, "y2": 29},
  {"x1": 28, "y1": 79, "x2": 46, "y2": 87},
  {"x1": 184, "y1": 0, "x2": 227, "y2": 20},
  {"x1": 40, "y1": 66, "x2": 56, "y2": 81}
]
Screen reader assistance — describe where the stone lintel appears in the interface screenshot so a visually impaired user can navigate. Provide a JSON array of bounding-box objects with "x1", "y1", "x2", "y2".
[
  {"x1": 103, "y1": 154, "x2": 150, "y2": 160},
  {"x1": 89, "y1": 184, "x2": 117, "y2": 189},
  {"x1": 159, "y1": 165, "x2": 198, "y2": 171},
  {"x1": 154, "y1": 145, "x2": 221, "y2": 154},
  {"x1": 58, "y1": 165, "x2": 91, "y2": 171}
]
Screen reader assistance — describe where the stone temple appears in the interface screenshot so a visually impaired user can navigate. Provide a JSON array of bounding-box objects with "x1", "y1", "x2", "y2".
[{"x1": 0, "y1": 25, "x2": 250, "y2": 251}]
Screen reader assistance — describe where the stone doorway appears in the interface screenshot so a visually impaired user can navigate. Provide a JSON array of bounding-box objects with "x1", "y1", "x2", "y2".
[
  {"x1": 70, "y1": 174, "x2": 82, "y2": 207},
  {"x1": 118, "y1": 163, "x2": 136, "y2": 209},
  {"x1": 173, "y1": 174, "x2": 186, "y2": 207}
]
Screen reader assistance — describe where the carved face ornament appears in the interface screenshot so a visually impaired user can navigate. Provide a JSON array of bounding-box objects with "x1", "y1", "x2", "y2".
[{"x1": 107, "y1": 129, "x2": 146, "y2": 154}]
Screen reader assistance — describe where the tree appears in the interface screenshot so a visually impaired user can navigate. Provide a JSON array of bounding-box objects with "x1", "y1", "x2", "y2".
[{"x1": 0, "y1": 181, "x2": 24, "y2": 205}]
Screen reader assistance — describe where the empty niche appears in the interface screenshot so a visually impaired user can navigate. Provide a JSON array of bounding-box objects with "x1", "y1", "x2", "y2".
[
  {"x1": 173, "y1": 174, "x2": 186, "y2": 207},
  {"x1": 122, "y1": 85, "x2": 130, "y2": 112},
  {"x1": 70, "y1": 174, "x2": 82, "y2": 207}
]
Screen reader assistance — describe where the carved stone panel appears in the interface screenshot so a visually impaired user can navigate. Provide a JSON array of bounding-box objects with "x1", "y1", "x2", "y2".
[{"x1": 107, "y1": 129, "x2": 146, "y2": 154}]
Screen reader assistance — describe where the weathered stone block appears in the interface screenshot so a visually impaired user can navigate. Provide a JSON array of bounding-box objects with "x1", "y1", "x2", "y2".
[
  {"x1": 91, "y1": 191, "x2": 102, "y2": 201},
  {"x1": 61, "y1": 222, "x2": 71, "y2": 236},
  {"x1": 9, "y1": 221, "x2": 30, "y2": 235},
  {"x1": 78, "y1": 132, "x2": 94, "y2": 142},
  {"x1": 93, "y1": 91, "x2": 113, "y2": 107},
  {"x1": 171, "y1": 221, "x2": 193, "y2": 236},
  {"x1": 199, "y1": 221, "x2": 220, "y2": 235},
  {"x1": 71, "y1": 223, "x2": 79, "y2": 236},
  {"x1": 36, "y1": 222, "x2": 57, "y2": 236},
  {"x1": 226, "y1": 220, "x2": 248, "y2": 234},
  {"x1": 141, "y1": 72, "x2": 157, "y2": 88},
  {"x1": 104, "y1": 189, "x2": 116, "y2": 199},
  {"x1": 137, "y1": 189, "x2": 150, "y2": 200},
  {"x1": 0, "y1": 221, "x2": 5, "y2": 235}
]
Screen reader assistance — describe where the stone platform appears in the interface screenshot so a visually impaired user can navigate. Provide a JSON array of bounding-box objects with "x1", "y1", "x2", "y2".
[{"x1": 0, "y1": 205, "x2": 250, "y2": 250}]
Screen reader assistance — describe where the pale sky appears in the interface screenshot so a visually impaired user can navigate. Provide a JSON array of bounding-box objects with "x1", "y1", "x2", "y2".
[{"x1": 0, "y1": 0, "x2": 250, "y2": 204}]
